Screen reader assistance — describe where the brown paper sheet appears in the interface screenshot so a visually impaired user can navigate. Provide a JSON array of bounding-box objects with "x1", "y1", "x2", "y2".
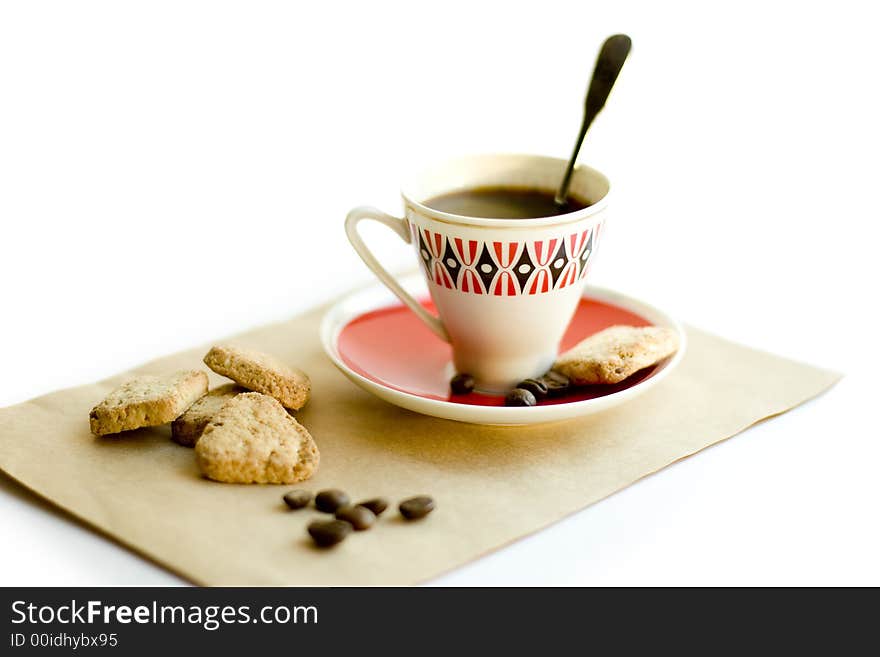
[{"x1": 0, "y1": 302, "x2": 839, "y2": 585}]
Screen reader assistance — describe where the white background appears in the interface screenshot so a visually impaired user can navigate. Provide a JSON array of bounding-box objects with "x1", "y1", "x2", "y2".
[{"x1": 1, "y1": 1, "x2": 878, "y2": 585}]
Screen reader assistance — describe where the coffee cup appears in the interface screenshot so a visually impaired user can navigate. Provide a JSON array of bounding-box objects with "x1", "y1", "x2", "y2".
[{"x1": 346, "y1": 153, "x2": 609, "y2": 392}]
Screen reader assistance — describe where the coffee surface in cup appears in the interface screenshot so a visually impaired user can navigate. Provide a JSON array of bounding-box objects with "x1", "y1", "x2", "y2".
[{"x1": 424, "y1": 186, "x2": 590, "y2": 219}]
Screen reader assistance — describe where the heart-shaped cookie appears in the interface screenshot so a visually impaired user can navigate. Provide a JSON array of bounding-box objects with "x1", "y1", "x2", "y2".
[{"x1": 195, "y1": 392, "x2": 319, "y2": 484}]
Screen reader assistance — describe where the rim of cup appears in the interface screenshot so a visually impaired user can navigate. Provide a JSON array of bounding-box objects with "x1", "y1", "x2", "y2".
[{"x1": 400, "y1": 152, "x2": 610, "y2": 229}]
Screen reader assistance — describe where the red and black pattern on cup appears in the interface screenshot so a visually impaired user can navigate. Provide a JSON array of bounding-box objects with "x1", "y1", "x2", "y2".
[
  {"x1": 577, "y1": 225, "x2": 598, "y2": 281},
  {"x1": 558, "y1": 228, "x2": 590, "y2": 289},
  {"x1": 453, "y1": 238, "x2": 483, "y2": 294},
  {"x1": 490, "y1": 242, "x2": 523, "y2": 296},
  {"x1": 421, "y1": 229, "x2": 454, "y2": 289},
  {"x1": 525, "y1": 238, "x2": 559, "y2": 295},
  {"x1": 413, "y1": 223, "x2": 601, "y2": 296},
  {"x1": 415, "y1": 224, "x2": 432, "y2": 277}
]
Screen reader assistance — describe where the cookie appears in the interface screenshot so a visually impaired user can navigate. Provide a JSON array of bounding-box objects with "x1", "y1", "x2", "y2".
[
  {"x1": 89, "y1": 370, "x2": 208, "y2": 436},
  {"x1": 203, "y1": 344, "x2": 310, "y2": 411},
  {"x1": 194, "y1": 392, "x2": 319, "y2": 484},
  {"x1": 553, "y1": 325, "x2": 679, "y2": 385},
  {"x1": 171, "y1": 383, "x2": 245, "y2": 447}
]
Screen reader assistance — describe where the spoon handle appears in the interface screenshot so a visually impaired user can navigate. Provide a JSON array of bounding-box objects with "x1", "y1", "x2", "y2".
[{"x1": 555, "y1": 34, "x2": 632, "y2": 206}]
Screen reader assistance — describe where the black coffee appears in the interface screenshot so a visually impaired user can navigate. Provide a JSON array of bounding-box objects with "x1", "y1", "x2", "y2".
[{"x1": 424, "y1": 186, "x2": 590, "y2": 219}]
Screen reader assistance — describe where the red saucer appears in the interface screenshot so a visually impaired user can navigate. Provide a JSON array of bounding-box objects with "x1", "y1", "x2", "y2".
[{"x1": 338, "y1": 297, "x2": 660, "y2": 406}]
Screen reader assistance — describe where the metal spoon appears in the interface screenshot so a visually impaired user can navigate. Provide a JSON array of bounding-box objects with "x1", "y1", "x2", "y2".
[{"x1": 555, "y1": 34, "x2": 632, "y2": 207}]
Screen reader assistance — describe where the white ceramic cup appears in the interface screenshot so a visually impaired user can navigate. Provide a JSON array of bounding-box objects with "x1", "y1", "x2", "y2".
[{"x1": 346, "y1": 153, "x2": 610, "y2": 392}]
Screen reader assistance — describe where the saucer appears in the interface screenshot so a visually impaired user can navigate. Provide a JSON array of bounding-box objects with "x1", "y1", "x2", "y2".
[{"x1": 320, "y1": 274, "x2": 686, "y2": 425}]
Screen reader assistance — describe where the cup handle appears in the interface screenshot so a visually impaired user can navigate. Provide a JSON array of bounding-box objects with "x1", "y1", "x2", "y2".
[{"x1": 345, "y1": 206, "x2": 450, "y2": 342}]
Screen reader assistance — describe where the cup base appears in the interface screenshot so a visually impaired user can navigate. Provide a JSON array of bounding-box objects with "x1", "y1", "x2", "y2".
[{"x1": 453, "y1": 352, "x2": 557, "y2": 395}]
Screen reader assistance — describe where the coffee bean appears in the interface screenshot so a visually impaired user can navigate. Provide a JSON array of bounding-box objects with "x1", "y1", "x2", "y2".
[
  {"x1": 308, "y1": 520, "x2": 352, "y2": 547},
  {"x1": 399, "y1": 495, "x2": 435, "y2": 520},
  {"x1": 315, "y1": 489, "x2": 350, "y2": 513},
  {"x1": 450, "y1": 373, "x2": 475, "y2": 395},
  {"x1": 335, "y1": 505, "x2": 376, "y2": 530},
  {"x1": 357, "y1": 497, "x2": 389, "y2": 516},
  {"x1": 282, "y1": 489, "x2": 312, "y2": 510},
  {"x1": 517, "y1": 378, "x2": 549, "y2": 399},
  {"x1": 505, "y1": 388, "x2": 536, "y2": 407},
  {"x1": 540, "y1": 370, "x2": 570, "y2": 396}
]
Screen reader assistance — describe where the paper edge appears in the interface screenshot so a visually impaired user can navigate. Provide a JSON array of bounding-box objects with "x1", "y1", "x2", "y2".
[
  {"x1": 0, "y1": 468, "x2": 200, "y2": 586},
  {"x1": 683, "y1": 323, "x2": 845, "y2": 380}
]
